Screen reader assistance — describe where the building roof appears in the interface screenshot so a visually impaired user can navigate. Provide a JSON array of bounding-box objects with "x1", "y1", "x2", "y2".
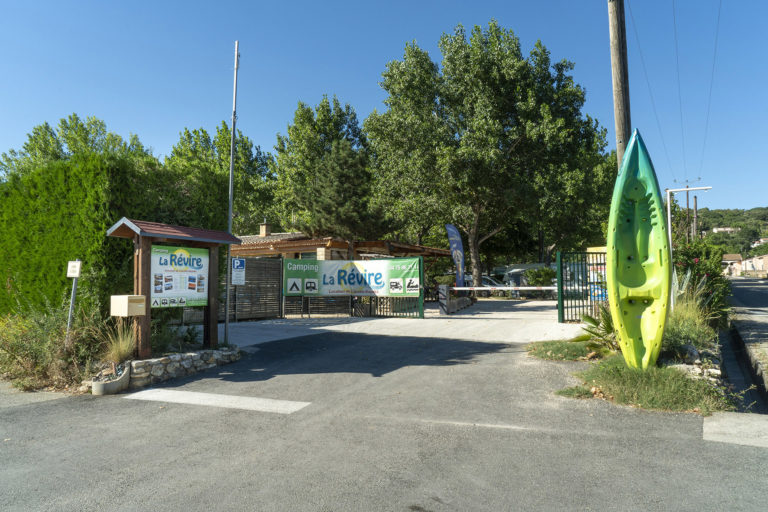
[
  {"x1": 722, "y1": 253, "x2": 743, "y2": 262},
  {"x1": 238, "y1": 232, "x2": 308, "y2": 245},
  {"x1": 107, "y1": 217, "x2": 241, "y2": 245},
  {"x1": 231, "y1": 232, "x2": 450, "y2": 259}
]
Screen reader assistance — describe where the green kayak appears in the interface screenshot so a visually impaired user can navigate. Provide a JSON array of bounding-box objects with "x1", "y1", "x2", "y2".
[{"x1": 606, "y1": 130, "x2": 671, "y2": 369}]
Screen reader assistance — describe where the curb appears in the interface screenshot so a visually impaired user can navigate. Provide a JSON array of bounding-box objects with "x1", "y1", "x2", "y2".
[{"x1": 730, "y1": 316, "x2": 768, "y2": 396}]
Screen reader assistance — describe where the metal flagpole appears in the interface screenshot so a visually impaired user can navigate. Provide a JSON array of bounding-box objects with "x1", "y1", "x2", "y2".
[{"x1": 225, "y1": 41, "x2": 240, "y2": 344}]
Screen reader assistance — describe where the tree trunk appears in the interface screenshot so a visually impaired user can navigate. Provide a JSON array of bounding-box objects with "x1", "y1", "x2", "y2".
[{"x1": 467, "y1": 208, "x2": 482, "y2": 287}]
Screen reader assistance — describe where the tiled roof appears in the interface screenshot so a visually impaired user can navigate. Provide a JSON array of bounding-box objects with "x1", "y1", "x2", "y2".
[
  {"x1": 106, "y1": 217, "x2": 241, "y2": 245},
  {"x1": 722, "y1": 254, "x2": 743, "y2": 261},
  {"x1": 238, "y1": 232, "x2": 308, "y2": 245}
]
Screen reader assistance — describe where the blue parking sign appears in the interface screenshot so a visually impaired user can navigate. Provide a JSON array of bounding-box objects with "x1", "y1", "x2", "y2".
[{"x1": 232, "y1": 258, "x2": 245, "y2": 270}]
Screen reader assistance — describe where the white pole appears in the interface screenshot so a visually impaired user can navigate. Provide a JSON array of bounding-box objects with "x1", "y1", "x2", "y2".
[
  {"x1": 225, "y1": 41, "x2": 239, "y2": 344},
  {"x1": 665, "y1": 186, "x2": 712, "y2": 310}
]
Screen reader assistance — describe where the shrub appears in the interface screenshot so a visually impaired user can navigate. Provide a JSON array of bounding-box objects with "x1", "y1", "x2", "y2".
[
  {"x1": 0, "y1": 295, "x2": 103, "y2": 390},
  {"x1": 672, "y1": 240, "x2": 730, "y2": 324},
  {"x1": 524, "y1": 267, "x2": 556, "y2": 286},
  {"x1": 98, "y1": 318, "x2": 136, "y2": 364}
]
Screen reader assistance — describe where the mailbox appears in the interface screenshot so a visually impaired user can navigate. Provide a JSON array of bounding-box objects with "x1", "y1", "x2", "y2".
[{"x1": 111, "y1": 295, "x2": 146, "y2": 317}]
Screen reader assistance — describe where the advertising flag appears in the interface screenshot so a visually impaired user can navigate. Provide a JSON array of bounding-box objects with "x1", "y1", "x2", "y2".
[{"x1": 445, "y1": 224, "x2": 465, "y2": 287}]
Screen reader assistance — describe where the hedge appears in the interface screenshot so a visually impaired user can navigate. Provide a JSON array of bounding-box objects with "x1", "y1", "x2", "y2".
[{"x1": 0, "y1": 153, "x2": 164, "y2": 314}]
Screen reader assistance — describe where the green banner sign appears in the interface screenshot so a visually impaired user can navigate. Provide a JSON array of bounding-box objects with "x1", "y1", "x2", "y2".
[{"x1": 283, "y1": 258, "x2": 421, "y2": 297}]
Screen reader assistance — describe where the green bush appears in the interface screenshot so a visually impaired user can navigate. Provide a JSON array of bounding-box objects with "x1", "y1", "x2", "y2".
[
  {"x1": 524, "y1": 267, "x2": 556, "y2": 286},
  {"x1": 0, "y1": 295, "x2": 103, "y2": 390},
  {"x1": 663, "y1": 272, "x2": 717, "y2": 356},
  {"x1": 0, "y1": 153, "x2": 160, "y2": 315},
  {"x1": 672, "y1": 240, "x2": 730, "y2": 324}
]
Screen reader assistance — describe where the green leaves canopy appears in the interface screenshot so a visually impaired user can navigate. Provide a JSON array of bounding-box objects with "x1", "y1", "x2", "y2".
[{"x1": 367, "y1": 21, "x2": 612, "y2": 281}]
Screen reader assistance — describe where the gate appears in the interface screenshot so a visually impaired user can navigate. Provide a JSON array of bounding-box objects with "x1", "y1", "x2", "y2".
[
  {"x1": 352, "y1": 296, "x2": 422, "y2": 318},
  {"x1": 557, "y1": 251, "x2": 607, "y2": 323}
]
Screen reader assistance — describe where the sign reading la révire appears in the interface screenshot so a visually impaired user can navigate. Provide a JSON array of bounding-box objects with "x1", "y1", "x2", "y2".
[
  {"x1": 150, "y1": 245, "x2": 209, "y2": 308},
  {"x1": 283, "y1": 258, "x2": 421, "y2": 297}
]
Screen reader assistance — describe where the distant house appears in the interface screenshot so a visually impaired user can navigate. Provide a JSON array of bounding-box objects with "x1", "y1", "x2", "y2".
[
  {"x1": 722, "y1": 253, "x2": 743, "y2": 276},
  {"x1": 750, "y1": 237, "x2": 768, "y2": 248},
  {"x1": 743, "y1": 254, "x2": 768, "y2": 274},
  {"x1": 712, "y1": 227, "x2": 741, "y2": 234}
]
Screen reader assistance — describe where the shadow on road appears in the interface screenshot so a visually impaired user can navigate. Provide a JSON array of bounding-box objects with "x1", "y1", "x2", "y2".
[{"x1": 161, "y1": 332, "x2": 513, "y2": 386}]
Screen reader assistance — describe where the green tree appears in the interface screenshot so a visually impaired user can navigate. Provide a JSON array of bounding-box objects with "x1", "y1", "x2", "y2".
[
  {"x1": 1, "y1": 114, "x2": 152, "y2": 179},
  {"x1": 367, "y1": 21, "x2": 610, "y2": 283},
  {"x1": 164, "y1": 122, "x2": 276, "y2": 234},
  {"x1": 275, "y1": 96, "x2": 382, "y2": 239}
]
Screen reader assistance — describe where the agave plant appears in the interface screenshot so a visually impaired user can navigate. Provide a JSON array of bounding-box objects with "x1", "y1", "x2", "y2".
[{"x1": 579, "y1": 302, "x2": 621, "y2": 354}]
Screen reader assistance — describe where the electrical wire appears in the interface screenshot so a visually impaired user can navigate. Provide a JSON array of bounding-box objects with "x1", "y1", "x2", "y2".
[
  {"x1": 671, "y1": 0, "x2": 688, "y2": 180},
  {"x1": 626, "y1": 0, "x2": 677, "y2": 181},
  {"x1": 698, "y1": 0, "x2": 723, "y2": 179}
]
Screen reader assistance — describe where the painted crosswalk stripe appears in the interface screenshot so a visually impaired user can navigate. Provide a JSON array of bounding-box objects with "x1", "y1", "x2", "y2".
[{"x1": 125, "y1": 389, "x2": 310, "y2": 414}]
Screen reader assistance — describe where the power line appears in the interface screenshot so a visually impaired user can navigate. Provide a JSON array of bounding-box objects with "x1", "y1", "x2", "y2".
[
  {"x1": 698, "y1": 0, "x2": 723, "y2": 178},
  {"x1": 626, "y1": 0, "x2": 676, "y2": 181},
  {"x1": 671, "y1": 0, "x2": 688, "y2": 180}
]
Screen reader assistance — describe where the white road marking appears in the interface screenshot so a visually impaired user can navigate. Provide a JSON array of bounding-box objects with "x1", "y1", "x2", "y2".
[
  {"x1": 125, "y1": 389, "x2": 310, "y2": 414},
  {"x1": 703, "y1": 412, "x2": 768, "y2": 448}
]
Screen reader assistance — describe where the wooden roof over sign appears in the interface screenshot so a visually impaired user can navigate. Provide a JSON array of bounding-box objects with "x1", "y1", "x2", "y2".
[{"x1": 106, "y1": 217, "x2": 241, "y2": 245}]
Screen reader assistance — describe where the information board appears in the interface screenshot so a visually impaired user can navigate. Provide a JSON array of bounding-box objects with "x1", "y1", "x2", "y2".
[
  {"x1": 150, "y1": 246, "x2": 209, "y2": 308},
  {"x1": 283, "y1": 258, "x2": 420, "y2": 297}
]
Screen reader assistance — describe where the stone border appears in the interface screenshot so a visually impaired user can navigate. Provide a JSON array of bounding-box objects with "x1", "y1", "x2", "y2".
[
  {"x1": 128, "y1": 347, "x2": 241, "y2": 390},
  {"x1": 730, "y1": 316, "x2": 768, "y2": 394}
]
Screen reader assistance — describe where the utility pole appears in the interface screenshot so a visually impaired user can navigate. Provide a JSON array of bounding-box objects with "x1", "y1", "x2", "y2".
[
  {"x1": 608, "y1": 0, "x2": 631, "y2": 168},
  {"x1": 693, "y1": 195, "x2": 698, "y2": 240},
  {"x1": 685, "y1": 186, "x2": 690, "y2": 243},
  {"x1": 225, "y1": 41, "x2": 240, "y2": 344}
]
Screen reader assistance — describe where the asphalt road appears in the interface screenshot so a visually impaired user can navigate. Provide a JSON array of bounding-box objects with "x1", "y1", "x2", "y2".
[
  {"x1": 2, "y1": 312, "x2": 768, "y2": 510},
  {"x1": 731, "y1": 277, "x2": 768, "y2": 309}
]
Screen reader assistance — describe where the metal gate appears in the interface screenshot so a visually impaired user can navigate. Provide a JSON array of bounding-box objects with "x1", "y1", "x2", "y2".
[
  {"x1": 351, "y1": 296, "x2": 422, "y2": 318},
  {"x1": 556, "y1": 251, "x2": 607, "y2": 323}
]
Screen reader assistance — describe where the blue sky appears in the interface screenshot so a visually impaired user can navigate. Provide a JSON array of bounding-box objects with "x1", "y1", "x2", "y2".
[{"x1": 1, "y1": 0, "x2": 763, "y2": 209}]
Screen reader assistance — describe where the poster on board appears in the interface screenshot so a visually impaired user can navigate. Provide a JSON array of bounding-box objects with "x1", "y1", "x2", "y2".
[
  {"x1": 150, "y1": 246, "x2": 209, "y2": 308},
  {"x1": 283, "y1": 258, "x2": 421, "y2": 297}
]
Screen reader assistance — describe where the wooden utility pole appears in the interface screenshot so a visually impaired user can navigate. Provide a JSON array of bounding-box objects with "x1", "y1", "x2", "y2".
[
  {"x1": 693, "y1": 195, "x2": 698, "y2": 240},
  {"x1": 608, "y1": 0, "x2": 631, "y2": 168}
]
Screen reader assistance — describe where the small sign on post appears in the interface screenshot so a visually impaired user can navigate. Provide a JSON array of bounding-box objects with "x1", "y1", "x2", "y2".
[
  {"x1": 231, "y1": 257, "x2": 246, "y2": 286},
  {"x1": 67, "y1": 260, "x2": 82, "y2": 278},
  {"x1": 65, "y1": 259, "x2": 81, "y2": 343}
]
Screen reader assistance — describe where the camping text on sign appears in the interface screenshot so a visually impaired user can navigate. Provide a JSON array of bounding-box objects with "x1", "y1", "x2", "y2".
[{"x1": 283, "y1": 258, "x2": 420, "y2": 297}]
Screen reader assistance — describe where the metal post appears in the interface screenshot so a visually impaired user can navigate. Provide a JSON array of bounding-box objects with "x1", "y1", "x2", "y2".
[
  {"x1": 556, "y1": 252, "x2": 564, "y2": 323},
  {"x1": 418, "y1": 256, "x2": 425, "y2": 319},
  {"x1": 225, "y1": 40, "x2": 240, "y2": 343},
  {"x1": 665, "y1": 186, "x2": 712, "y2": 310},
  {"x1": 65, "y1": 259, "x2": 80, "y2": 344}
]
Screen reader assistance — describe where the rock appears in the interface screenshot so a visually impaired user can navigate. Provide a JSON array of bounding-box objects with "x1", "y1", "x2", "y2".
[
  {"x1": 181, "y1": 359, "x2": 193, "y2": 369},
  {"x1": 682, "y1": 344, "x2": 700, "y2": 365},
  {"x1": 166, "y1": 362, "x2": 181, "y2": 377},
  {"x1": 158, "y1": 357, "x2": 171, "y2": 364},
  {"x1": 131, "y1": 370, "x2": 150, "y2": 379},
  {"x1": 130, "y1": 377, "x2": 150, "y2": 389},
  {"x1": 131, "y1": 361, "x2": 147, "y2": 371},
  {"x1": 169, "y1": 353, "x2": 182, "y2": 362},
  {"x1": 150, "y1": 365, "x2": 166, "y2": 377}
]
